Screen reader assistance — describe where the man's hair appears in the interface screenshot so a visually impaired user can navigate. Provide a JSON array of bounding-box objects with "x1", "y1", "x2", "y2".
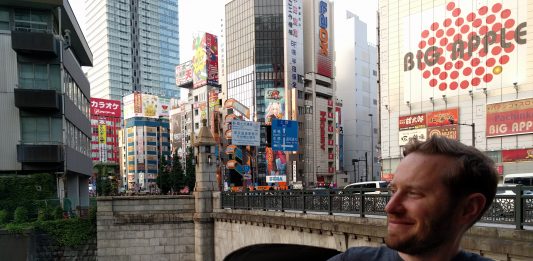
[{"x1": 403, "y1": 135, "x2": 498, "y2": 223}]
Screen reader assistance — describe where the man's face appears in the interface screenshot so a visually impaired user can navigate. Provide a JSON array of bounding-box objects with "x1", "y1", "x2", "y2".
[{"x1": 385, "y1": 152, "x2": 460, "y2": 254}]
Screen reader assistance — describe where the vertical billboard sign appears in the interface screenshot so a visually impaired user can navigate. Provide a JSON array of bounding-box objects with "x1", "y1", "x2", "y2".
[
  {"x1": 158, "y1": 97, "x2": 170, "y2": 118},
  {"x1": 283, "y1": 0, "x2": 304, "y2": 89},
  {"x1": 142, "y1": 94, "x2": 158, "y2": 119},
  {"x1": 205, "y1": 33, "x2": 219, "y2": 85},
  {"x1": 486, "y1": 98, "x2": 533, "y2": 137},
  {"x1": 316, "y1": 0, "x2": 333, "y2": 78},
  {"x1": 123, "y1": 94, "x2": 135, "y2": 120},
  {"x1": 264, "y1": 85, "x2": 286, "y2": 125},
  {"x1": 192, "y1": 33, "x2": 208, "y2": 88},
  {"x1": 134, "y1": 93, "x2": 143, "y2": 116},
  {"x1": 175, "y1": 61, "x2": 193, "y2": 86},
  {"x1": 403, "y1": 0, "x2": 527, "y2": 102},
  {"x1": 90, "y1": 98, "x2": 121, "y2": 117}
]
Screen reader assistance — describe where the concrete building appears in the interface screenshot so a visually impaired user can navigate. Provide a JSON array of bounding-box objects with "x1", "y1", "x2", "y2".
[
  {"x1": 121, "y1": 92, "x2": 171, "y2": 192},
  {"x1": 85, "y1": 0, "x2": 180, "y2": 100},
  {"x1": 379, "y1": 0, "x2": 533, "y2": 180},
  {"x1": 222, "y1": 0, "x2": 338, "y2": 187},
  {"x1": 334, "y1": 8, "x2": 379, "y2": 182},
  {"x1": 0, "y1": 0, "x2": 93, "y2": 210}
]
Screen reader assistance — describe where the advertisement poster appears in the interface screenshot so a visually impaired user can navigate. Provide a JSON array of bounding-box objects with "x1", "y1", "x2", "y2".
[
  {"x1": 486, "y1": 98, "x2": 533, "y2": 137},
  {"x1": 205, "y1": 33, "x2": 219, "y2": 85},
  {"x1": 399, "y1": 113, "x2": 426, "y2": 130},
  {"x1": 142, "y1": 94, "x2": 158, "y2": 118},
  {"x1": 502, "y1": 148, "x2": 533, "y2": 162},
  {"x1": 265, "y1": 147, "x2": 287, "y2": 177},
  {"x1": 398, "y1": 128, "x2": 427, "y2": 146},
  {"x1": 175, "y1": 61, "x2": 193, "y2": 86},
  {"x1": 284, "y1": 0, "x2": 304, "y2": 88},
  {"x1": 403, "y1": 0, "x2": 527, "y2": 102},
  {"x1": 315, "y1": 0, "x2": 333, "y2": 78},
  {"x1": 192, "y1": 33, "x2": 208, "y2": 88},
  {"x1": 264, "y1": 87, "x2": 285, "y2": 124},
  {"x1": 158, "y1": 97, "x2": 170, "y2": 118},
  {"x1": 427, "y1": 125, "x2": 458, "y2": 140},
  {"x1": 123, "y1": 94, "x2": 135, "y2": 120}
]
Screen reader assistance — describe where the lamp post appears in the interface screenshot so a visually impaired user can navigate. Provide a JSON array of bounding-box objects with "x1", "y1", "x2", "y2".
[
  {"x1": 368, "y1": 114, "x2": 374, "y2": 181},
  {"x1": 449, "y1": 119, "x2": 475, "y2": 147},
  {"x1": 351, "y1": 159, "x2": 358, "y2": 183}
]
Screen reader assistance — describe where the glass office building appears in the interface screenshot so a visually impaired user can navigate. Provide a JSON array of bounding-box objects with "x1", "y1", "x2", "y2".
[{"x1": 86, "y1": 0, "x2": 180, "y2": 100}]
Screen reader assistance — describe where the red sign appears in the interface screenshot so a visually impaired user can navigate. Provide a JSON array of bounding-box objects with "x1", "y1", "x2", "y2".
[
  {"x1": 320, "y1": 111, "x2": 326, "y2": 150},
  {"x1": 502, "y1": 149, "x2": 533, "y2": 162},
  {"x1": 426, "y1": 108, "x2": 458, "y2": 127},
  {"x1": 90, "y1": 98, "x2": 121, "y2": 117},
  {"x1": 399, "y1": 113, "x2": 426, "y2": 130},
  {"x1": 486, "y1": 98, "x2": 533, "y2": 137},
  {"x1": 381, "y1": 173, "x2": 394, "y2": 181},
  {"x1": 427, "y1": 125, "x2": 458, "y2": 140}
]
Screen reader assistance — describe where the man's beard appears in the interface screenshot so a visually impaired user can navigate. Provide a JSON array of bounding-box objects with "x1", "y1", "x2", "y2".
[{"x1": 385, "y1": 207, "x2": 456, "y2": 255}]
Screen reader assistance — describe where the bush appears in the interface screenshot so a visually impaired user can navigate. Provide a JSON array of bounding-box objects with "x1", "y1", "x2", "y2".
[
  {"x1": 52, "y1": 206, "x2": 64, "y2": 220},
  {"x1": 88, "y1": 205, "x2": 97, "y2": 224},
  {"x1": 0, "y1": 209, "x2": 9, "y2": 225},
  {"x1": 35, "y1": 218, "x2": 96, "y2": 246},
  {"x1": 13, "y1": 207, "x2": 28, "y2": 223},
  {"x1": 37, "y1": 207, "x2": 53, "y2": 222}
]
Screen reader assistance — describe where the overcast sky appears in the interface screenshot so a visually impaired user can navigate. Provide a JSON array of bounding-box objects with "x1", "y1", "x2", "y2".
[{"x1": 69, "y1": 0, "x2": 378, "y2": 62}]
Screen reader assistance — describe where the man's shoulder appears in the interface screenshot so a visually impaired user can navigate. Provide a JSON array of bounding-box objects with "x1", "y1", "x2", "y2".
[{"x1": 327, "y1": 246, "x2": 401, "y2": 261}]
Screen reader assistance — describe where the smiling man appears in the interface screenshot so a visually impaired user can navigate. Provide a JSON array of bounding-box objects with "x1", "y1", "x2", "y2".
[{"x1": 328, "y1": 136, "x2": 498, "y2": 261}]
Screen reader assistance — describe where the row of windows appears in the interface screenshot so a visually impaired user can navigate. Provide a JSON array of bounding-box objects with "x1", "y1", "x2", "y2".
[
  {"x1": 18, "y1": 63, "x2": 60, "y2": 91},
  {"x1": 64, "y1": 73, "x2": 90, "y2": 119},
  {"x1": 66, "y1": 120, "x2": 90, "y2": 157},
  {"x1": 20, "y1": 113, "x2": 62, "y2": 144}
]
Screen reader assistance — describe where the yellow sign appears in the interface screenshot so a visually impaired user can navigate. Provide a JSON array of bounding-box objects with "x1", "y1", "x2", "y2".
[{"x1": 98, "y1": 125, "x2": 107, "y2": 144}]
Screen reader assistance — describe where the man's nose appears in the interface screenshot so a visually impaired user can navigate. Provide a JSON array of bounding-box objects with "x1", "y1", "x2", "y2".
[{"x1": 385, "y1": 193, "x2": 404, "y2": 214}]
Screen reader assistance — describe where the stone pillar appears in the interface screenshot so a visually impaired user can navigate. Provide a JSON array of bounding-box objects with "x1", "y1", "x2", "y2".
[{"x1": 193, "y1": 119, "x2": 217, "y2": 261}]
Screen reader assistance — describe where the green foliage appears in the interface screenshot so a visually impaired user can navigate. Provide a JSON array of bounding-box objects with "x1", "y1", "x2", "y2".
[
  {"x1": 37, "y1": 207, "x2": 52, "y2": 222},
  {"x1": 52, "y1": 206, "x2": 64, "y2": 220},
  {"x1": 0, "y1": 209, "x2": 9, "y2": 225},
  {"x1": 157, "y1": 155, "x2": 171, "y2": 194},
  {"x1": 94, "y1": 164, "x2": 118, "y2": 196},
  {"x1": 5, "y1": 222, "x2": 33, "y2": 234},
  {"x1": 185, "y1": 146, "x2": 196, "y2": 192},
  {"x1": 14, "y1": 207, "x2": 28, "y2": 223},
  {"x1": 0, "y1": 173, "x2": 56, "y2": 217},
  {"x1": 35, "y1": 218, "x2": 96, "y2": 247},
  {"x1": 88, "y1": 205, "x2": 97, "y2": 225}
]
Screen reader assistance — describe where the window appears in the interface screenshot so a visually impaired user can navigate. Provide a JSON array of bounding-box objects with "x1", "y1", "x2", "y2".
[
  {"x1": 0, "y1": 8, "x2": 9, "y2": 30},
  {"x1": 14, "y1": 9, "x2": 49, "y2": 33},
  {"x1": 18, "y1": 63, "x2": 60, "y2": 91},
  {"x1": 20, "y1": 115, "x2": 62, "y2": 144}
]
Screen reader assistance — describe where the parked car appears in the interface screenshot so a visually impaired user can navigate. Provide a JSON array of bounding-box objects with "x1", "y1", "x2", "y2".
[{"x1": 343, "y1": 181, "x2": 390, "y2": 194}]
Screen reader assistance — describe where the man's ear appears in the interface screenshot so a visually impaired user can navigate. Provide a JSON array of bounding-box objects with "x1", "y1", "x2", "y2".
[{"x1": 459, "y1": 193, "x2": 486, "y2": 226}]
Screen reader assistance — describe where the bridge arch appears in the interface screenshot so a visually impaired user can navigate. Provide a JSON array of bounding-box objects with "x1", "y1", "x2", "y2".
[{"x1": 223, "y1": 244, "x2": 340, "y2": 261}]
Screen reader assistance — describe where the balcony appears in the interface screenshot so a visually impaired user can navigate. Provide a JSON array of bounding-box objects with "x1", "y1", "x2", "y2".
[
  {"x1": 14, "y1": 89, "x2": 61, "y2": 112},
  {"x1": 17, "y1": 144, "x2": 64, "y2": 163},
  {"x1": 11, "y1": 30, "x2": 59, "y2": 58}
]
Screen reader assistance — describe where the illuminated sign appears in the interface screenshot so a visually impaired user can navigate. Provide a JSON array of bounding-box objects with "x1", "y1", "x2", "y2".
[
  {"x1": 316, "y1": 0, "x2": 332, "y2": 77},
  {"x1": 90, "y1": 98, "x2": 121, "y2": 117},
  {"x1": 284, "y1": 0, "x2": 303, "y2": 88},
  {"x1": 486, "y1": 98, "x2": 533, "y2": 137},
  {"x1": 320, "y1": 111, "x2": 326, "y2": 150}
]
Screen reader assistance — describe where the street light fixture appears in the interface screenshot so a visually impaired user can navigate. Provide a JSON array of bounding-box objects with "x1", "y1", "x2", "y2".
[
  {"x1": 449, "y1": 119, "x2": 475, "y2": 147},
  {"x1": 369, "y1": 114, "x2": 374, "y2": 181}
]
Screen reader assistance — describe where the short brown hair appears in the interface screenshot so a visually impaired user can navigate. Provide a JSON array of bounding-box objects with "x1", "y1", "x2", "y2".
[{"x1": 403, "y1": 136, "x2": 498, "y2": 222}]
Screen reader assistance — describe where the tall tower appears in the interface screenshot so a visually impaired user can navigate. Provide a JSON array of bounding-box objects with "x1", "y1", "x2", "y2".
[
  {"x1": 85, "y1": 0, "x2": 180, "y2": 100},
  {"x1": 334, "y1": 9, "x2": 378, "y2": 182}
]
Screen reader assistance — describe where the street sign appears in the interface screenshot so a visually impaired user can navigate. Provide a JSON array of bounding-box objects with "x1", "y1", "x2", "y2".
[
  {"x1": 271, "y1": 119, "x2": 298, "y2": 151},
  {"x1": 231, "y1": 120, "x2": 260, "y2": 146}
]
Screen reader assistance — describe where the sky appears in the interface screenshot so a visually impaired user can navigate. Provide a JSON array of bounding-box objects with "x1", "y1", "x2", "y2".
[{"x1": 69, "y1": 0, "x2": 378, "y2": 62}]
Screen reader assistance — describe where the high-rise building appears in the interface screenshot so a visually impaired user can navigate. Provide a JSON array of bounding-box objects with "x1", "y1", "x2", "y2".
[
  {"x1": 0, "y1": 0, "x2": 93, "y2": 210},
  {"x1": 223, "y1": 0, "x2": 337, "y2": 187},
  {"x1": 85, "y1": 0, "x2": 180, "y2": 100},
  {"x1": 379, "y1": 0, "x2": 531, "y2": 179},
  {"x1": 334, "y1": 9, "x2": 379, "y2": 182}
]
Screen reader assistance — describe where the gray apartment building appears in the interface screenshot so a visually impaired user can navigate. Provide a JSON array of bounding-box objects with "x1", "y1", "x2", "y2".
[{"x1": 0, "y1": 0, "x2": 93, "y2": 210}]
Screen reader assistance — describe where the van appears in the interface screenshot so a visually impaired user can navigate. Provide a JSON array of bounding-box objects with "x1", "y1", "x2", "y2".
[
  {"x1": 343, "y1": 181, "x2": 390, "y2": 194},
  {"x1": 503, "y1": 173, "x2": 533, "y2": 186}
]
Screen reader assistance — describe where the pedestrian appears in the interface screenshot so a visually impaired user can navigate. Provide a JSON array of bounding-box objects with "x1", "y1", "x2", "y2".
[{"x1": 328, "y1": 136, "x2": 498, "y2": 261}]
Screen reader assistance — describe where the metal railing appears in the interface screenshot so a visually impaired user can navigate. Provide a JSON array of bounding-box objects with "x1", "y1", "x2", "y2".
[{"x1": 221, "y1": 186, "x2": 533, "y2": 230}]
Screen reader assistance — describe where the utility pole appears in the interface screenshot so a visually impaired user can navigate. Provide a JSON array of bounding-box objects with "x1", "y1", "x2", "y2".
[
  {"x1": 369, "y1": 113, "x2": 374, "y2": 181},
  {"x1": 365, "y1": 152, "x2": 368, "y2": 182}
]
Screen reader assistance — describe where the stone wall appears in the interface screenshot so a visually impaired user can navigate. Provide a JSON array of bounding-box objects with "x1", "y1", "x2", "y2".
[
  {"x1": 97, "y1": 196, "x2": 195, "y2": 261},
  {"x1": 213, "y1": 209, "x2": 533, "y2": 261}
]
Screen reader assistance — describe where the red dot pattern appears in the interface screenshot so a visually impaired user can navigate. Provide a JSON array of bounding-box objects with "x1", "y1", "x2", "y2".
[{"x1": 415, "y1": 1, "x2": 517, "y2": 91}]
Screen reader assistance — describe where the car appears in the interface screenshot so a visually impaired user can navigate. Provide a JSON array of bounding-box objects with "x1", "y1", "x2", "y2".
[
  {"x1": 496, "y1": 184, "x2": 533, "y2": 196},
  {"x1": 343, "y1": 181, "x2": 390, "y2": 194}
]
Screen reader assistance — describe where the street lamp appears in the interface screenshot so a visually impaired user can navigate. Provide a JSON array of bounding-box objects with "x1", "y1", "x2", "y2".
[
  {"x1": 369, "y1": 113, "x2": 374, "y2": 181},
  {"x1": 448, "y1": 119, "x2": 475, "y2": 147},
  {"x1": 351, "y1": 159, "x2": 358, "y2": 183}
]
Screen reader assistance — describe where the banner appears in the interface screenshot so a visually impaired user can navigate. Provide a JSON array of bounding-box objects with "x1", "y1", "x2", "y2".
[
  {"x1": 427, "y1": 125, "x2": 458, "y2": 140},
  {"x1": 486, "y1": 98, "x2": 533, "y2": 137},
  {"x1": 90, "y1": 98, "x2": 121, "y2": 117},
  {"x1": 399, "y1": 113, "x2": 426, "y2": 130},
  {"x1": 398, "y1": 128, "x2": 427, "y2": 146},
  {"x1": 426, "y1": 108, "x2": 458, "y2": 127},
  {"x1": 502, "y1": 149, "x2": 533, "y2": 162}
]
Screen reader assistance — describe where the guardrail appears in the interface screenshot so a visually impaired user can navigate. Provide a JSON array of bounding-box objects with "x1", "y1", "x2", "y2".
[{"x1": 221, "y1": 186, "x2": 533, "y2": 230}]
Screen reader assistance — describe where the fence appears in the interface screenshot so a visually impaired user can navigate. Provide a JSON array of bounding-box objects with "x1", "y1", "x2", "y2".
[{"x1": 221, "y1": 186, "x2": 533, "y2": 230}]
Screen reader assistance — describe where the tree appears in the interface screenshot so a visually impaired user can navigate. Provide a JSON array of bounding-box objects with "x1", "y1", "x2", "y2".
[
  {"x1": 169, "y1": 150, "x2": 186, "y2": 193},
  {"x1": 156, "y1": 156, "x2": 171, "y2": 194},
  {"x1": 94, "y1": 164, "x2": 118, "y2": 196},
  {"x1": 185, "y1": 146, "x2": 196, "y2": 193}
]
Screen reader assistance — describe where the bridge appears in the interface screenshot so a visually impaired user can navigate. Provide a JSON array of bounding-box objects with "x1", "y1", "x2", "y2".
[{"x1": 96, "y1": 188, "x2": 533, "y2": 261}]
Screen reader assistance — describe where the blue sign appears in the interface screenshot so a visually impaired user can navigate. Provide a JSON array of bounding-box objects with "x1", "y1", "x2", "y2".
[
  {"x1": 242, "y1": 165, "x2": 251, "y2": 173},
  {"x1": 271, "y1": 119, "x2": 298, "y2": 151}
]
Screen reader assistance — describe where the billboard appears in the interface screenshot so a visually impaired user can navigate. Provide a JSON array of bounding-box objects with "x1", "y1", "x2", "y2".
[
  {"x1": 264, "y1": 87, "x2": 285, "y2": 124},
  {"x1": 399, "y1": 113, "x2": 426, "y2": 130},
  {"x1": 426, "y1": 108, "x2": 458, "y2": 127},
  {"x1": 90, "y1": 98, "x2": 121, "y2": 117},
  {"x1": 123, "y1": 93, "x2": 168, "y2": 119},
  {"x1": 231, "y1": 120, "x2": 260, "y2": 146},
  {"x1": 502, "y1": 149, "x2": 533, "y2": 162},
  {"x1": 283, "y1": 0, "x2": 304, "y2": 88},
  {"x1": 315, "y1": 0, "x2": 333, "y2": 78},
  {"x1": 98, "y1": 124, "x2": 107, "y2": 144},
  {"x1": 428, "y1": 125, "x2": 458, "y2": 140},
  {"x1": 158, "y1": 97, "x2": 170, "y2": 118},
  {"x1": 175, "y1": 61, "x2": 193, "y2": 86},
  {"x1": 142, "y1": 94, "x2": 158, "y2": 119},
  {"x1": 266, "y1": 147, "x2": 286, "y2": 176},
  {"x1": 486, "y1": 98, "x2": 533, "y2": 137},
  {"x1": 398, "y1": 128, "x2": 427, "y2": 146},
  {"x1": 192, "y1": 32, "x2": 218, "y2": 88},
  {"x1": 403, "y1": 0, "x2": 527, "y2": 102}
]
